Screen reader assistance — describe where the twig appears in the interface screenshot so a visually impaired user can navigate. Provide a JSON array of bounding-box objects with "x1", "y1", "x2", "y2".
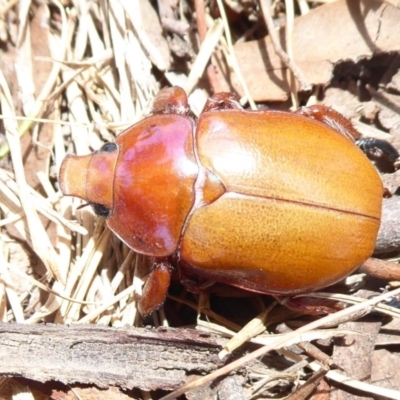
[
  {"x1": 259, "y1": 0, "x2": 311, "y2": 92},
  {"x1": 194, "y1": 0, "x2": 221, "y2": 92},
  {"x1": 0, "y1": 324, "x2": 225, "y2": 391}
]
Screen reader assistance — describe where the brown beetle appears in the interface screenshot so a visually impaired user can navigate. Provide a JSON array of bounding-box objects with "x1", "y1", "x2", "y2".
[{"x1": 60, "y1": 87, "x2": 386, "y2": 315}]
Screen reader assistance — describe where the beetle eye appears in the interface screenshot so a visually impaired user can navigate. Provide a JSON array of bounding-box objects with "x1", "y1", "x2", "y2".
[
  {"x1": 91, "y1": 203, "x2": 111, "y2": 218},
  {"x1": 99, "y1": 142, "x2": 117, "y2": 153}
]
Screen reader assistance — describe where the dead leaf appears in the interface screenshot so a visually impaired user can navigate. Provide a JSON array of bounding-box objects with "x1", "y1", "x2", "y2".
[
  {"x1": 332, "y1": 312, "x2": 382, "y2": 399},
  {"x1": 371, "y1": 349, "x2": 400, "y2": 392},
  {"x1": 216, "y1": 0, "x2": 400, "y2": 101}
]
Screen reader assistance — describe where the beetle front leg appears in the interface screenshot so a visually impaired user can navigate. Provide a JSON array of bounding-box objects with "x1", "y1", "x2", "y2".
[
  {"x1": 138, "y1": 260, "x2": 173, "y2": 316},
  {"x1": 296, "y1": 105, "x2": 399, "y2": 171},
  {"x1": 152, "y1": 86, "x2": 190, "y2": 116}
]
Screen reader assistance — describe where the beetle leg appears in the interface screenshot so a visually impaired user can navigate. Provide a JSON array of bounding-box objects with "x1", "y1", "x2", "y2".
[
  {"x1": 152, "y1": 86, "x2": 190, "y2": 115},
  {"x1": 178, "y1": 264, "x2": 216, "y2": 293},
  {"x1": 138, "y1": 260, "x2": 173, "y2": 316},
  {"x1": 278, "y1": 295, "x2": 345, "y2": 315},
  {"x1": 295, "y1": 105, "x2": 360, "y2": 141},
  {"x1": 296, "y1": 104, "x2": 400, "y2": 172},
  {"x1": 356, "y1": 137, "x2": 400, "y2": 173},
  {"x1": 202, "y1": 92, "x2": 243, "y2": 112}
]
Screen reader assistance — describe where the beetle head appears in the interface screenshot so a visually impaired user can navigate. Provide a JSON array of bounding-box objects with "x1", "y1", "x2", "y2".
[{"x1": 59, "y1": 142, "x2": 119, "y2": 217}]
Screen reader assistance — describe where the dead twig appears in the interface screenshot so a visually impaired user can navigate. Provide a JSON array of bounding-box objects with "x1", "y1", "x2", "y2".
[{"x1": 259, "y1": 0, "x2": 311, "y2": 92}]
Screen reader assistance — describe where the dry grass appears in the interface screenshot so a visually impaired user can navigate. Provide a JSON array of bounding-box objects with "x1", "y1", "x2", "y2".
[{"x1": 0, "y1": 0, "x2": 159, "y2": 328}]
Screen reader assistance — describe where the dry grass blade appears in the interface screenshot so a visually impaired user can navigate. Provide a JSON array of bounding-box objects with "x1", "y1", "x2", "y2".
[
  {"x1": 0, "y1": 0, "x2": 68, "y2": 158},
  {"x1": 185, "y1": 19, "x2": 224, "y2": 95},
  {"x1": 216, "y1": 0, "x2": 256, "y2": 109},
  {"x1": 218, "y1": 306, "x2": 272, "y2": 359},
  {"x1": 299, "y1": 292, "x2": 400, "y2": 318},
  {"x1": 3, "y1": 261, "x2": 93, "y2": 305},
  {"x1": 0, "y1": 70, "x2": 62, "y2": 282},
  {"x1": 259, "y1": 0, "x2": 311, "y2": 93}
]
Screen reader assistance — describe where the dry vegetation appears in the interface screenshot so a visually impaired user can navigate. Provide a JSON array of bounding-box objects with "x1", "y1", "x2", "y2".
[{"x1": 0, "y1": 0, "x2": 400, "y2": 399}]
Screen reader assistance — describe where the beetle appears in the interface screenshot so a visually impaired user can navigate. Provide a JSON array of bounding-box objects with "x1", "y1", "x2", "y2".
[{"x1": 59, "y1": 86, "x2": 395, "y2": 315}]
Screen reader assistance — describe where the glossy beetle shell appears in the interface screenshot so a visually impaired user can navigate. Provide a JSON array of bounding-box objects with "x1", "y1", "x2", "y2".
[
  {"x1": 181, "y1": 110, "x2": 381, "y2": 294},
  {"x1": 59, "y1": 88, "x2": 383, "y2": 311}
]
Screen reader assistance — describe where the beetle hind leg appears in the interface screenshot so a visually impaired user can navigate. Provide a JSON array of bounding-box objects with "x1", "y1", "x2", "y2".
[
  {"x1": 138, "y1": 261, "x2": 173, "y2": 316},
  {"x1": 295, "y1": 105, "x2": 361, "y2": 141},
  {"x1": 356, "y1": 137, "x2": 400, "y2": 173},
  {"x1": 278, "y1": 295, "x2": 345, "y2": 315},
  {"x1": 295, "y1": 104, "x2": 400, "y2": 172}
]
